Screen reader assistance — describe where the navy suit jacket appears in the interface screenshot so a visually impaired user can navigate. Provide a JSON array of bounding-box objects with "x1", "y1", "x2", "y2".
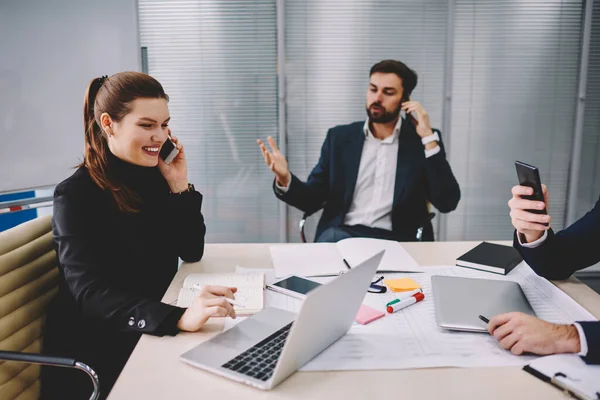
[
  {"x1": 274, "y1": 119, "x2": 460, "y2": 241},
  {"x1": 514, "y1": 197, "x2": 600, "y2": 364}
]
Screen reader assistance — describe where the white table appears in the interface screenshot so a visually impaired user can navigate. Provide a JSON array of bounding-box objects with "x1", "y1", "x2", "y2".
[{"x1": 108, "y1": 242, "x2": 600, "y2": 400}]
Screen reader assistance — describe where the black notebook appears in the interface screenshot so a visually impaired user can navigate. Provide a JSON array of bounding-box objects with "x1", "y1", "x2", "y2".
[{"x1": 456, "y1": 242, "x2": 523, "y2": 275}]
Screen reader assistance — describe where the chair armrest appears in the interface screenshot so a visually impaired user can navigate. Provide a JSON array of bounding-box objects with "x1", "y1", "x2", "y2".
[
  {"x1": 416, "y1": 212, "x2": 437, "y2": 242},
  {"x1": 299, "y1": 212, "x2": 308, "y2": 243},
  {"x1": 0, "y1": 350, "x2": 75, "y2": 367},
  {"x1": 0, "y1": 350, "x2": 100, "y2": 400}
]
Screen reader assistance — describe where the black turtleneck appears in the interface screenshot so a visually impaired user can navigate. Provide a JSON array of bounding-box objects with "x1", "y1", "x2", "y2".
[{"x1": 42, "y1": 151, "x2": 206, "y2": 399}]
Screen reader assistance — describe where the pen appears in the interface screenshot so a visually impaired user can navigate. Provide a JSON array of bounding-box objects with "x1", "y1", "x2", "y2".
[
  {"x1": 551, "y1": 373, "x2": 592, "y2": 400},
  {"x1": 479, "y1": 315, "x2": 490, "y2": 324},
  {"x1": 372, "y1": 276, "x2": 384, "y2": 285},
  {"x1": 224, "y1": 297, "x2": 246, "y2": 308},
  {"x1": 192, "y1": 284, "x2": 246, "y2": 308},
  {"x1": 343, "y1": 259, "x2": 352, "y2": 270}
]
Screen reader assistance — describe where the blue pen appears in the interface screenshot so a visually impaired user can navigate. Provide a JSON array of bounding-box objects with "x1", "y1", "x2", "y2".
[{"x1": 345, "y1": 259, "x2": 386, "y2": 293}]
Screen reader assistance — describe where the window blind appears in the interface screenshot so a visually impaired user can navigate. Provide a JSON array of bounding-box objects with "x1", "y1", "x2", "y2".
[
  {"x1": 284, "y1": 0, "x2": 448, "y2": 241},
  {"x1": 138, "y1": 0, "x2": 280, "y2": 242},
  {"x1": 445, "y1": 0, "x2": 583, "y2": 240},
  {"x1": 576, "y1": 0, "x2": 600, "y2": 220}
]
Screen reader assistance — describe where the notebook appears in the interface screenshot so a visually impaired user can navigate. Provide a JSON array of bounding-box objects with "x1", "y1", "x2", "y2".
[
  {"x1": 456, "y1": 242, "x2": 523, "y2": 275},
  {"x1": 176, "y1": 272, "x2": 265, "y2": 315},
  {"x1": 270, "y1": 238, "x2": 421, "y2": 278},
  {"x1": 524, "y1": 354, "x2": 600, "y2": 400}
]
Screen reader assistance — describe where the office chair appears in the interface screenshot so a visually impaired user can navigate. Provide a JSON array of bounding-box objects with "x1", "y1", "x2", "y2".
[
  {"x1": 299, "y1": 207, "x2": 436, "y2": 243},
  {"x1": 0, "y1": 216, "x2": 100, "y2": 400}
]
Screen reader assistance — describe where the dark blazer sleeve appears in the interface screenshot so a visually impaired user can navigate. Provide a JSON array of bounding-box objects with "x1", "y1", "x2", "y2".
[
  {"x1": 424, "y1": 129, "x2": 461, "y2": 213},
  {"x1": 514, "y1": 197, "x2": 600, "y2": 280},
  {"x1": 514, "y1": 197, "x2": 600, "y2": 364},
  {"x1": 273, "y1": 129, "x2": 332, "y2": 215},
  {"x1": 579, "y1": 322, "x2": 600, "y2": 364},
  {"x1": 53, "y1": 185, "x2": 184, "y2": 336},
  {"x1": 167, "y1": 190, "x2": 206, "y2": 262}
]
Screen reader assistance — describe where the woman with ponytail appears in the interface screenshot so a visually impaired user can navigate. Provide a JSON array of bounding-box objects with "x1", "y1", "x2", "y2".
[{"x1": 42, "y1": 72, "x2": 236, "y2": 399}]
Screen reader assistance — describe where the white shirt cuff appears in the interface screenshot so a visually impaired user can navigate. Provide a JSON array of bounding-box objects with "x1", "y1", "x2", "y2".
[
  {"x1": 518, "y1": 230, "x2": 548, "y2": 248},
  {"x1": 275, "y1": 179, "x2": 290, "y2": 193},
  {"x1": 573, "y1": 323, "x2": 589, "y2": 356},
  {"x1": 424, "y1": 144, "x2": 441, "y2": 158}
]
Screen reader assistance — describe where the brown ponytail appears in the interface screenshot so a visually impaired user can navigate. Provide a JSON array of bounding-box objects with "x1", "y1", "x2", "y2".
[{"x1": 79, "y1": 71, "x2": 169, "y2": 213}]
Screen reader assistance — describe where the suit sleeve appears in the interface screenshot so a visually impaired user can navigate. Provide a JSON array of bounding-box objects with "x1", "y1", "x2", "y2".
[
  {"x1": 273, "y1": 129, "x2": 332, "y2": 215},
  {"x1": 423, "y1": 129, "x2": 461, "y2": 213},
  {"x1": 578, "y1": 321, "x2": 600, "y2": 364},
  {"x1": 167, "y1": 190, "x2": 206, "y2": 262},
  {"x1": 514, "y1": 197, "x2": 600, "y2": 280},
  {"x1": 53, "y1": 186, "x2": 184, "y2": 336}
]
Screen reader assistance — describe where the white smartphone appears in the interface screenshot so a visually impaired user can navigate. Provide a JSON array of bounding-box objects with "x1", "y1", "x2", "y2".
[{"x1": 266, "y1": 275, "x2": 321, "y2": 299}]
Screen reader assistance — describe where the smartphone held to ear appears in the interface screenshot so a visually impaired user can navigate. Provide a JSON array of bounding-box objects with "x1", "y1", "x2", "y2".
[
  {"x1": 159, "y1": 137, "x2": 179, "y2": 164},
  {"x1": 515, "y1": 160, "x2": 548, "y2": 226}
]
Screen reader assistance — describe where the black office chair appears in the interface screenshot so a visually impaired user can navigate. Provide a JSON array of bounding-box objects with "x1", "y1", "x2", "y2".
[
  {"x1": 299, "y1": 209, "x2": 436, "y2": 243},
  {"x1": 0, "y1": 351, "x2": 100, "y2": 400},
  {"x1": 0, "y1": 216, "x2": 100, "y2": 400}
]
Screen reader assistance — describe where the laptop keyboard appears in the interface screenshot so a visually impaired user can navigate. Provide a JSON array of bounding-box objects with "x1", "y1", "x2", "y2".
[{"x1": 221, "y1": 322, "x2": 293, "y2": 381}]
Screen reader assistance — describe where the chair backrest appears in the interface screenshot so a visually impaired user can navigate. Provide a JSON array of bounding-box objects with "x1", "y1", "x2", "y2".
[{"x1": 0, "y1": 216, "x2": 59, "y2": 400}]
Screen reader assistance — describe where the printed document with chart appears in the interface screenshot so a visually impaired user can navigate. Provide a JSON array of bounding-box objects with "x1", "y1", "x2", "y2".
[
  {"x1": 270, "y1": 238, "x2": 422, "y2": 278},
  {"x1": 285, "y1": 263, "x2": 597, "y2": 371}
]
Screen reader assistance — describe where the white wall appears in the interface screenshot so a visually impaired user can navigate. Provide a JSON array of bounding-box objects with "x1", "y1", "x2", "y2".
[{"x1": 0, "y1": 0, "x2": 140, "y2": 193}]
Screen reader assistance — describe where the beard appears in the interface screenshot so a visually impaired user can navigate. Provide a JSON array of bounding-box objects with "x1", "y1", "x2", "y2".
[{"x1": 366, "y1": 102, "x2": 401, "y2": 124}]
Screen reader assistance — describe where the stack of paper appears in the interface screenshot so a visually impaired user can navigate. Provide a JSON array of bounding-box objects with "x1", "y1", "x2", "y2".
[{"x1": 270, "y1": 238, "x2": 421, "y2": 278}]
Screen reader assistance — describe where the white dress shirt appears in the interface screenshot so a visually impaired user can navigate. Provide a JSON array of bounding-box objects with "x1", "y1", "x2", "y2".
[
  {"x1": 277, "y1": 118, "x2": 440, "y2": 232},
  {"x1": 343, "y1": 119, "x2": 440, "y2": 230},
  {"x1": 342, "y1": 119, "x2": 402, "y2": 230},
  {"x1": 518, "y1": 232, "x2": 589, "y2": 356}
]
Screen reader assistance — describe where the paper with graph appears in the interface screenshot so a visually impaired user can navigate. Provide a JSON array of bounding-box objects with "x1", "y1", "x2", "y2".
[{"x1": 292, "y1": 263, "x2": 597, "y2": 371}]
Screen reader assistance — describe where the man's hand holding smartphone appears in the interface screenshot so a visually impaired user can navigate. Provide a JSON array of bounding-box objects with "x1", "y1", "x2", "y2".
[{"x1": 508, "y1": 184, "x2": 551, "y2": 243}]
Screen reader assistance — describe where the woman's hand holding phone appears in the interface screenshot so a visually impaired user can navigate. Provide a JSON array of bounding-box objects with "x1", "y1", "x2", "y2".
[
  {"x1": 508, "y1": 184, "x2": 551, "y2": 243},
  {"x1": 158, "y1": 129, "x2": 189, "y2": 193}
]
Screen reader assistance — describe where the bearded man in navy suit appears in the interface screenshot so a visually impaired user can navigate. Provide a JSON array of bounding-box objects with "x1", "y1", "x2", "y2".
[{"x1": 258, "y1": 60, "x2": 460, "y2": 242}]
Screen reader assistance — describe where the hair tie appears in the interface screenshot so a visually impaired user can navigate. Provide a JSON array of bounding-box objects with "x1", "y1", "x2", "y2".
[{"x1": 89, "y1": 75, "x2": 109, "y2": 114}]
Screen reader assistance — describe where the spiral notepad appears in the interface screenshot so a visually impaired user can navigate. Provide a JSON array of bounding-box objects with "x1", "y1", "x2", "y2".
[{"x1": 176, "y1": 272, "x2": 265, "y2": 315}]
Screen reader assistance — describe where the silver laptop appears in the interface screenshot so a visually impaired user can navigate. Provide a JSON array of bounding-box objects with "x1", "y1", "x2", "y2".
[
  {"x1": 180, "y1": 250, "x2": 384, "y2": 390},
  {"x1": 432, "y1": 275, "x2": 536, "y2": 332}
]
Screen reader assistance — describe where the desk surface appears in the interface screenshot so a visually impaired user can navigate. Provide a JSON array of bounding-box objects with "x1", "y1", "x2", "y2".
[{"x1": 108, "y1": 242, "x2": 600, "y2": 400}]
